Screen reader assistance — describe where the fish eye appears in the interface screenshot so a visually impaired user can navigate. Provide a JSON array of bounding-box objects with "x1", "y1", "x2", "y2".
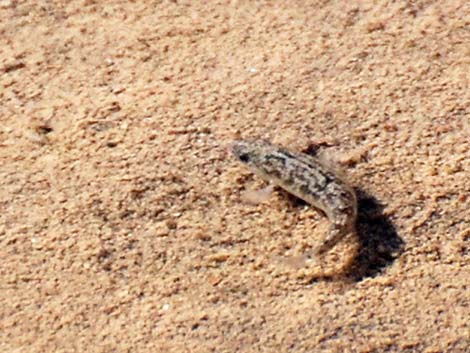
[{"x1": 239, "y1": 153, "x2": 251, "y2": 163}]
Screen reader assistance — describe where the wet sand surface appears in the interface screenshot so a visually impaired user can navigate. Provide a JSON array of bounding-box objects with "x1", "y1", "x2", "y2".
[{"x1": 1, "y1": 1, "x2": 469, "y2": 352}]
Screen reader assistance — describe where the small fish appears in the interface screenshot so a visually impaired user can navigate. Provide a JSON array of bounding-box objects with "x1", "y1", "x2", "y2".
[{"x1": 231, "y1": 139, "x2": 357, "y2": 255}]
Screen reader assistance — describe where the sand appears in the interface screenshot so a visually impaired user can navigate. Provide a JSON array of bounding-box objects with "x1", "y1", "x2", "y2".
[{"x1": 1, "y1": 1, "x2": 469, "y2": 352}]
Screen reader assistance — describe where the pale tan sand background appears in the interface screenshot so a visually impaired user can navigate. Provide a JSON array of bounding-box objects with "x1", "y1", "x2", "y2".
[{"x1": 1, "y1": 1, "x2": 469, "y2": 352}]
